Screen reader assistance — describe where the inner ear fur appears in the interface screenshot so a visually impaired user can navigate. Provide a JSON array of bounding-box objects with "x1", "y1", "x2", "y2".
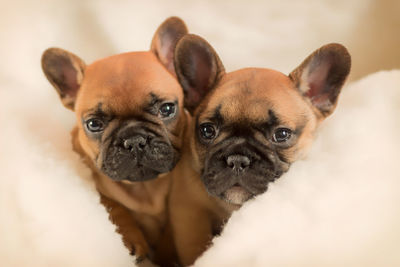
[
  {"x1": 41, "y1": 48, "x2": 85, "y2": 110},
  {"x1": 150, "y1": 16, "x2": 188, "y2": 76},
  {"x1": 289, "y1": 43, "x2": 351, "y2": 117},
  {"x1": 174, "y1": 34, "x2": 225, "y2": 114}
]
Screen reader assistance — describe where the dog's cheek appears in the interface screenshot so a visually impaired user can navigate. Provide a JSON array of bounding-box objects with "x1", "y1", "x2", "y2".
[
  {"x1": 171, "y1": 109, "x2": 189, "y2": 149},
  {"x1": 292, "y1": 120, "x2": 318, "y2": 161},
  {"x1": 189, "y1": 134, "x2": 205, "y2": 173},
  {"x1": 77, "y1": 128, "x2": 100, "y2": 162}
]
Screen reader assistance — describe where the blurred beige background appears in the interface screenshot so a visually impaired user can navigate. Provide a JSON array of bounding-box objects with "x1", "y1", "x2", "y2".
[{"x1": 0, "y1": 0, "x2": 399, "y2": 92}]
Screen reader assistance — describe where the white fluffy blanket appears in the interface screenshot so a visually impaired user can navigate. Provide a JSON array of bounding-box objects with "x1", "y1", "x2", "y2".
[{"x1": 1, "y1": 1, "x2": 400, "y2": 266}]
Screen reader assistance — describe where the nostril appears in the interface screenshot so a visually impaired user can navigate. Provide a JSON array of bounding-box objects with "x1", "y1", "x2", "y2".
[
  {"x1": 123, "y1": 140, "x2": 134, "y2": 151},
  {"x1": 227, "y1": 158, "x2": 234, "y2": 168},
  {"x1": 226, "y1": 155, "x2": 251, "y2": 172},
  {"x1": 122, "y1": 136, "x2": 148, "y2": 152},
  {"x1": 241, "y1": 157, "x2": 250, "y2": 168},
  {"x1": 138, "y1": 137, "x2": 147, "y2": 149}
]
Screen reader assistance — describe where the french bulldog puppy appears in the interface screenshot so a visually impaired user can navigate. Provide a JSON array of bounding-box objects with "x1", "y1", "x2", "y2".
[
  {"x1": 41, "y1": 17, "x2": 188, "y2": 263},
  {"x1": 169, "y1": 34, "x2": 351, "y2": 265}
]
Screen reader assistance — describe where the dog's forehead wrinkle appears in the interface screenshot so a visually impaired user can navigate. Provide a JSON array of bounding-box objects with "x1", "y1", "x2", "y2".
[
  {"x1": 83, "y1": 102, "x2": 106, "y2": 117},
  {"x1": 267, "y1": 109, "x2": 280, "y2": 126},
  {"x1": 209, "y1": 104, "x2": 224, "y2": 125},
  {"x1": 205, "y1": 95, "x2": 309, "y2": 133},
  {"x1": 79, "y1": 51, "x2": 182, "y2": 114},
  {"x1": 148, "y1": 92, "x2": 164, "y2": 105}
]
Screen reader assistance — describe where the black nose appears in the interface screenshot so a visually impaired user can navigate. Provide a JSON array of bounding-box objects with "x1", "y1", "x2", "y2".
[
  {"x1": 123, "y1": 135, "x2": 148, "y2": 152},
  {"x1": 226, "y1": 154, "x2": 250, "y2": 172}
]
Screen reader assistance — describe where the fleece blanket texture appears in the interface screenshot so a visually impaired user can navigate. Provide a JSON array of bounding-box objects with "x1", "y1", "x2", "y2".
[{"x1": 1, "y1": 1, "x2": 399, "y2": 266}]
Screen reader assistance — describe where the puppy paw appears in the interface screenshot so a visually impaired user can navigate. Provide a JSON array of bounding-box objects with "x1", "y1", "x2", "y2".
[{"x1": 129, "y1": 241, "x2": 149, "y2": 263}]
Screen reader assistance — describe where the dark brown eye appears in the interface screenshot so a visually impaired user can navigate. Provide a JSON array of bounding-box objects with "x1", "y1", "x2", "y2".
[
  {"x1": 86, "y1": 118, "x2": 104, "y2": 133},
  {"x1": 159, "y1": 102, "x2": 176, "y2": 118},
  {"x1": 199, "y1": 123, "x2": 216, "y2": 140},
  {"x1": 273, "y1": 128, "x2": 292, "y2": 143}
]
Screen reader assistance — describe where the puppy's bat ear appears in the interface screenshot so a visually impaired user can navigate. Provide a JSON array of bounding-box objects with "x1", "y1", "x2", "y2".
[
  {"x1": 174, "y1": 34, "x2": 225, "y2": 114},
  {"x1": 151, "y1": 16, "x2": 188, "y2": 76},
  {"x1": 41, "y1": 48, "x2": 85, "y2": 110},
  {"x1": 289, "y1": 43, "x2": 351, "y2": 117}
]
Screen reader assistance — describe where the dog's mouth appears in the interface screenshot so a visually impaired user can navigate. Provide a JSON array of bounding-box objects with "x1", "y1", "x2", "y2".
[
  {"x1": 202, "y1": 166, "x2": 281, "y2": 205},
  {"x1": 220, "y1": 183, "x2": 254, "y2": 205},
  {"x1": 124, "y1": 165, "x2": 162, "y2": 182}
]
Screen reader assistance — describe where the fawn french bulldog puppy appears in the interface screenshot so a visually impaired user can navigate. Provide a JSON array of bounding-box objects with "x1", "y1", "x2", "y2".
[
  {"x1": 169, "y1": 34, "x2": 351, "y2": 265},
  {"x1": 41, "y1": 17, "x2": 188, "y2": 262}
]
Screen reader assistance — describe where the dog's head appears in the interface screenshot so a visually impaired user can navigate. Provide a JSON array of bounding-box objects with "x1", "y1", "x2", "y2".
[
  {"x1": 42, "y1": 17, "x2": 188, "y2": 182},
  {"x1": 174, "y1": 34, "x2": 351, "y2": 205}
]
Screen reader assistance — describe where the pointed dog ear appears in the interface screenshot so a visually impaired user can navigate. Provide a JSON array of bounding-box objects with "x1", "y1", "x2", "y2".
[
  {"x1": 289, "y1": 43, "x2": 351, "y2": 117},
  {"x1": 151, "y1": 16, "x2": 188, "y2": 76},
  {"x1": 41, "y1": 48, "x2": 85, "y2": 110},
  {"x1": 174, "y1": 34, "x2": 225, "y2": 114}
]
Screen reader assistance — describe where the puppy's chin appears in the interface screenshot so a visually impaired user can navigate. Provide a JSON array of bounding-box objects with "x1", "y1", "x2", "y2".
[
  {"x1": 201, "y1": 170, "x2": 275, "y2": 205},
  {"x1": 101, "y1": 159, "x2": 175, "y2": 182},
  {"x1": 124, "y1": 167, "x2": 162, "y2": 182},
  {"x1": 221, "y1": 185, "x2": 253, "y2": 205}
]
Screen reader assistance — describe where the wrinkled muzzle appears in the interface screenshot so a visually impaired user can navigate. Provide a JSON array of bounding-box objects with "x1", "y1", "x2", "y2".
[
  {"x1": 201, "y1": 139, "x2": 289, "y2": 205},
  {"x1": 100, "y1": 125, "x2": 178, "y2": 182}
]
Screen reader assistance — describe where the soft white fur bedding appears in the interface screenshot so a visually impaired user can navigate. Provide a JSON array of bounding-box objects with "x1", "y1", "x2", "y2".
[{"x1": 1, "y1": 1, "x2": 400, "y2": 266}]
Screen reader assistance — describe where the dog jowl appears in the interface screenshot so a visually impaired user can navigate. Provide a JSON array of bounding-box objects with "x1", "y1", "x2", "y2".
[{"x1": 174, "y1": 34, "x2": 351, "y2": 205}]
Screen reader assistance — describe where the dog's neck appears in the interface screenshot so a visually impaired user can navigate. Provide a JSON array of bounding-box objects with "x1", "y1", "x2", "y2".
[{"x1": 70, "y1": 126, "x2": 171, "y2": 216}]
